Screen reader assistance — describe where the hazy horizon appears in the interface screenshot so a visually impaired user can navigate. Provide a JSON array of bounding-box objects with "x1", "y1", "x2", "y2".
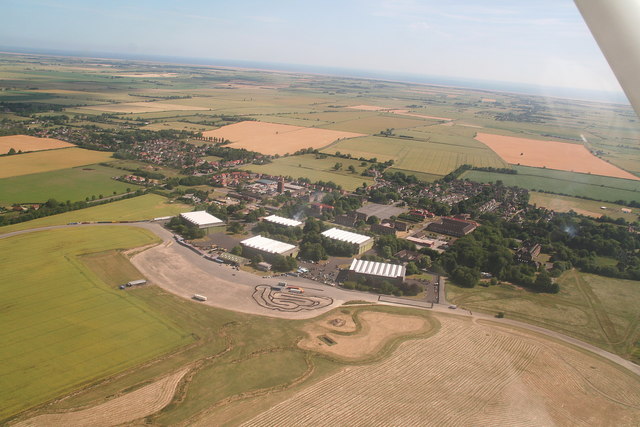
[{"x1": 2, "y1": 0, "x2": 626, "y2": 99}]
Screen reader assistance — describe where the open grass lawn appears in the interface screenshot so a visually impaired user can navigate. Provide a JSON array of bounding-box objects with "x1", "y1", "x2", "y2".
[
  {"x1": 0, "y1": 194, "x2": 191, "y2": 233},
  {"x1": 446, "y1": 269, "x2": 640, "y2": 361},
  {"x1": 0, "y1": 148, "x2": 114, "y2": 179},
  {"x1": 241, "y1": 154, "x2": 374, "y2": 190},
  {"x1": 463, "y1": 165, "x2": 640, "y2": 204},
  {"x1": 529, "y1": 191, "x2": 639, "y2": 222},
  {"x1": 0, "y1": 227, "x2": 192, "y2": 420},
  {"x1": 0, "y1": 164, "x2": 138, "y2": 205}
]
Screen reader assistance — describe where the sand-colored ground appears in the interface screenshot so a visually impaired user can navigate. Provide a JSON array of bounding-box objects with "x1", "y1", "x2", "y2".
[
  {"x1": 15, "y1": 368, "x2": 189, "y2": 427},
  {"x1": 346, "y1": 105, "x2": 452, "y2": 121},
  {"x1": 83, "y1": 102, "x2": 209, "y2": 113},
  {"x1": 0, "y1": 135, "x2": 75, "y2": 154},
  {"x1": 117, "y1": 73, "x2": 178, "y2": 78},
  {"x1": 476, "y1": 132, "x2": 640, "y2": 180},
  {"x1": 244, "y1": 315, "x2": 640, "y2": 427},
  {"x1": 298, "y1": 311, "x2": 428, "y2": 360},
  {"x1": 202, "y1": 121, "x2": 364, "y2": 155}
]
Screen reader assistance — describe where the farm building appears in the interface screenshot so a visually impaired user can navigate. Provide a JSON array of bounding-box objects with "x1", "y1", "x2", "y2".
[
  {"x1": 321, "y1": 227, "x2": 374, "y2": 255},
  {"x1": 347, "y1": 259, "x2": 406, "y2": 286},
  {"x1": 263, "y1": 214, "x2": 302, "y2": 228},
  {"x1": 240, "y1": 235, "x2": 298, "y2": 262},
  {"x1": 426, "y1": 217, "x2": 476, "y2": 237},
  {"x1": 180, "y1": 211, "x2": 224, "y2": 231}
]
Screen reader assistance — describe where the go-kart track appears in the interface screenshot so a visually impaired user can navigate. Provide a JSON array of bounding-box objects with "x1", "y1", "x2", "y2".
[{"x1": 252, "y1": 285, "x2": 333, "y2": 312}]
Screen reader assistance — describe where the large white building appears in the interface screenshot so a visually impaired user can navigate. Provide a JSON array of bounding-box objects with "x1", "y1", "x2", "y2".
[
  {"x1": 321, "y1": 227, "x2": 374, "y2": 255},
  {"x1": 348, "y1": 259, "x2": 406, "y2": 285},
  {"x1": 263, "y1": 214, "x2": 302, "y2": 228},
  {"x1": 240, "y1": 235, "x2": 298, "y2": 261},
  {"x1": 180, "y1": 211, "x2": 224, "y2": 229}
]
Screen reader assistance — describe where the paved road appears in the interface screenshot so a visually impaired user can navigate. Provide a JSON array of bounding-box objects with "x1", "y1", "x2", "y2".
[{"x1": 2, "y1": 222, "x2": 638, "y2": 376}]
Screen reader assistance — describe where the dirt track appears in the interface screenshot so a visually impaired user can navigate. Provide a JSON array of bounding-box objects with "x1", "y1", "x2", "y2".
[{"x1": 15, "y1": 368, "x2": 189, "y2": 427}]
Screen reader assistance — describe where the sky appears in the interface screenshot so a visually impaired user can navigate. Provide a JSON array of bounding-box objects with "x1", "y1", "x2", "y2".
[{"x1": 0, "y1": 0, "x2": 624, "y2": 94}]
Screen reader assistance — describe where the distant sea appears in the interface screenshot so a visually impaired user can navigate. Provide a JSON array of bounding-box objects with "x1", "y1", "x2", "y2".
[{"x1": 0, "y1": 47, "x2": 629, "y2": 105}]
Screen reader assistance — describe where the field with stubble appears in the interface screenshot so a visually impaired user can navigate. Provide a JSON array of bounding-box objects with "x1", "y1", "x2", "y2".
[{"x1": 242, "y1": 315, "x2": 640, "y2": 427}]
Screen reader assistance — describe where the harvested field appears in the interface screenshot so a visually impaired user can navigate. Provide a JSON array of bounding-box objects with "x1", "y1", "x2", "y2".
[
  {"x1": 0, "y1": 135, "x2": 75, "y2": 154},
  {"x1": 299, "y1": 311, "x2": 428, "y2": 360},
  {"x1": 346, "y1": 105, "x2": 452, "y2": 121},
  {"x1": 0, "y1": 148, "x2": 114, "y2": 179},
  {"x1": 15, "y1": 368, "x2": 189, "y2": 427},
  {"x1": 117, "y1": 73, "x2": 178, "y2": 77},
  {"x1": 244, "y1": 315, "x2": 640, "y2": 427},
  {"x1": 202, "y1": 121, "x2": 364, "y2": 155},
  {"x1": 529, "y1": 191, "x2": 639, "y2": 222},
  {"x1": 83, "y1": 102, "x2": 209, "y2": 113},
  {"x1": 475, "y1": 133, "x2": 640, "y2": 180}
]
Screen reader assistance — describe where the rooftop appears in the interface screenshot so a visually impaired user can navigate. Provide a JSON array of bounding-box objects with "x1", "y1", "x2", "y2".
[
  {"x1": 349, "y1": 259, "x2": 406, "y2": 278},
  {"x1": 264, "y1": 214, "x2": 303, "y2": 227},
  {"x1": 240, "y1": 235, "x2": 297, "y2": 254},
  {"x1": 322, "y1": 227, "x2": 372, "y2": 245},
  {"x1": 180, "y1": 211, "x2": 224, "y2": 227}
]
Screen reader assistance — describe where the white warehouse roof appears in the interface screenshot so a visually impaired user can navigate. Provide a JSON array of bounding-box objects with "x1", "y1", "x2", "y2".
[
  {"x1": 321, "y1": 227, "x2": 372, "y2": 245},
  {"x1": 180, "y1": 211, "x2": 224, "y2": 228},
  {"x1": 264, "y1": 214, "x2": 302, "y2": 227},
  {"x1": 241, "y1": 235, "x2": 297, "y2": 254},
  {"x1": 349, "y1": 259, "x2": 406, "y2": 279}
]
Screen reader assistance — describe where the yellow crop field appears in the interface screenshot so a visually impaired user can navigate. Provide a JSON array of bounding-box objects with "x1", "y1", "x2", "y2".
[
  {"x1": 0, "y1": 148, "x2": 114, "y2": 178},
  {"x1": 0, "y1": 135, "x2": 75, "y2": 154}
]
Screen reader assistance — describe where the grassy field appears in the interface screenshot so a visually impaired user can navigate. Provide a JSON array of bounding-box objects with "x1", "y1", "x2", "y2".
[
  {"x1": 529, "y1": 191, "x2": 639, "y2": 222},
  {"x1": 0, "y1": 148, "x2": 114, "y2": 179},
  {"x1": 0, "y1": 194, "x2": 190, "y2": 233},
  {"x1": 463, "y1": 165, "x2": 640, "y2": 203},
  {"x1": 323, "y1": 135, "x2": 507, "y2": 176},
  {"x1": 446, "y1": 269, "x2": 640, "y2": 361},
  {"x1": 241, "y1": 154, "x2": 374, "y2": 190},
  {"x1": 0, "y1": 227, "x2": 192, "y2": 420},
  {"x1": 0, "y1": 164, "x2": 137, "y2": 205}
]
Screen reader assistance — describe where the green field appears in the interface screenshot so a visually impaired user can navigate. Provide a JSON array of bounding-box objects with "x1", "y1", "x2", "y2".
[
  {"x1": 241, "y1": 154, "x2": 374, "y2": 190},
  {"x1": 446, "y1": 269, "x2": 640, "y2": 361},
  {"x1": 0, "y1": 164, "x2": 138, "y2": 205},
  {"x1": 529, "y1": 191, "x2": 639, "y2": 222},
  {"x1": 0, "y1": 194, "x2": 190, "y2": 233},
  {"x1": 0, "y1": 148, "x2": 115, "y2": 179},
  {"x1": 0, "y1": 227, "x2": 192, "y2": 419},
  {"x1": 322, "y1": 134, "x2": 507, "y2": 176},
  {"x1": 462, "y1": 165, "x2": 640, "y2": 203}
]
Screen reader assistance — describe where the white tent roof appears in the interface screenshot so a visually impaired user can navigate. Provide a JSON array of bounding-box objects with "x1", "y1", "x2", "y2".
[
  {"x1": 241, "y1": 235, "x2": 297, "y2": 254},
  {"x1": 264, "y1": 215, "x2": 302, "y2": 227},
  {"x1": 349, "y1": 259, "x2": 406, "y2": 278},
  {"x1": 321, "y1": 227, "x2": 372, "y2": 245},
  {"x1": 180, "y1": 211, "x2": 224, "y2": 227}
]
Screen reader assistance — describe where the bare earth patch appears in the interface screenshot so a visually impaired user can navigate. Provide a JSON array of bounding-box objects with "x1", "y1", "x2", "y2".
[
  {"x1": 244, "y1": 315, "x2": 640, "y2": 426},
  {"x1": 15, "y1": 368, "x2": 189, "y2": 427},
  {"x1": 475, "y1": 132, "x2": 640, "y2": 180},
  {"x1": 202, "y1": 121, "x2": 364, "y2": 155},
  {"x1": 83, "y1": 102, "x2": 209, "y2": 113},
  {"x1": 298, "y1": 311, "x2": 427, "y2": 360},
  {"x1": 0, "y1": 135, "x2": 75, "y2": 154}
]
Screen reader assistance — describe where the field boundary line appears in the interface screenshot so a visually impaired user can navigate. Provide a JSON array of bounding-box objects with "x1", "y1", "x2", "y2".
[{"x1": 378, "y1": 295, "x2": 433, "y2": 309}]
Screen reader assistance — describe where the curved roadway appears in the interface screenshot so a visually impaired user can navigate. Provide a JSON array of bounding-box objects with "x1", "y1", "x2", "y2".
[{"x1": 2, "y1": 222, "x2": 638, "y2": 376}]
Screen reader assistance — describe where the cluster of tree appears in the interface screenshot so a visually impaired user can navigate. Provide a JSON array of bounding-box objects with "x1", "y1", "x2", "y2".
[
  {"x1": 0, "y1": 101, "x2": 64, "y2": 115},
  {"x1": 471, "y1": 166, "x2": 517, "y2": 174},
  {"x1": 271, "y1": 254, "x2": 298, "y2": 272},
  {"x1": 321, "y1": 193, "x2": 362, "y2": 215},
  {"x1": 369, "y1": 187, "x2": 401, "y2": 204},
  {"x1": 166, "y1": 216, "x2": 205, "y2": 240},
  {"x1": 205, "y1": 145, "x2": 262, "y2": 162},
  {"x1": 442, "y1": 164, "x2": 472, "y2": 182},
  {"x1": 375, "y1": 234, "x2": 416, "y2": 260},
  {"x1": 383, "y1": 171, "x2": 421, "y2": 186},
  {"x1": 252, "y1": 220, "x2": 302, "y2": 244},
  {"x1": 342, "y1": 276, "x2": 421, "y2": 297}
]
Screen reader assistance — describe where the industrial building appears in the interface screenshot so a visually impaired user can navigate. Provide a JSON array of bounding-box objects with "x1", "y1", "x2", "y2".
[
  {"x1": 347, "y1": 259, "x2": 406, "y2": 286},
  {"x1": 180, "y1": 211, "x2": 224, "y2": 231},
  {"x1": 263, "y1": 214, "x2": 302, "y2": 228},
  {"x1": 240, "y1": 235, "x2": 298, "y2": 261},
  {"x1": 426, "y1": 216, "x2": 477, "y2": 237},
  {"x1": 321, "y1": 227, "x2": 374, "y2": 255}
]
